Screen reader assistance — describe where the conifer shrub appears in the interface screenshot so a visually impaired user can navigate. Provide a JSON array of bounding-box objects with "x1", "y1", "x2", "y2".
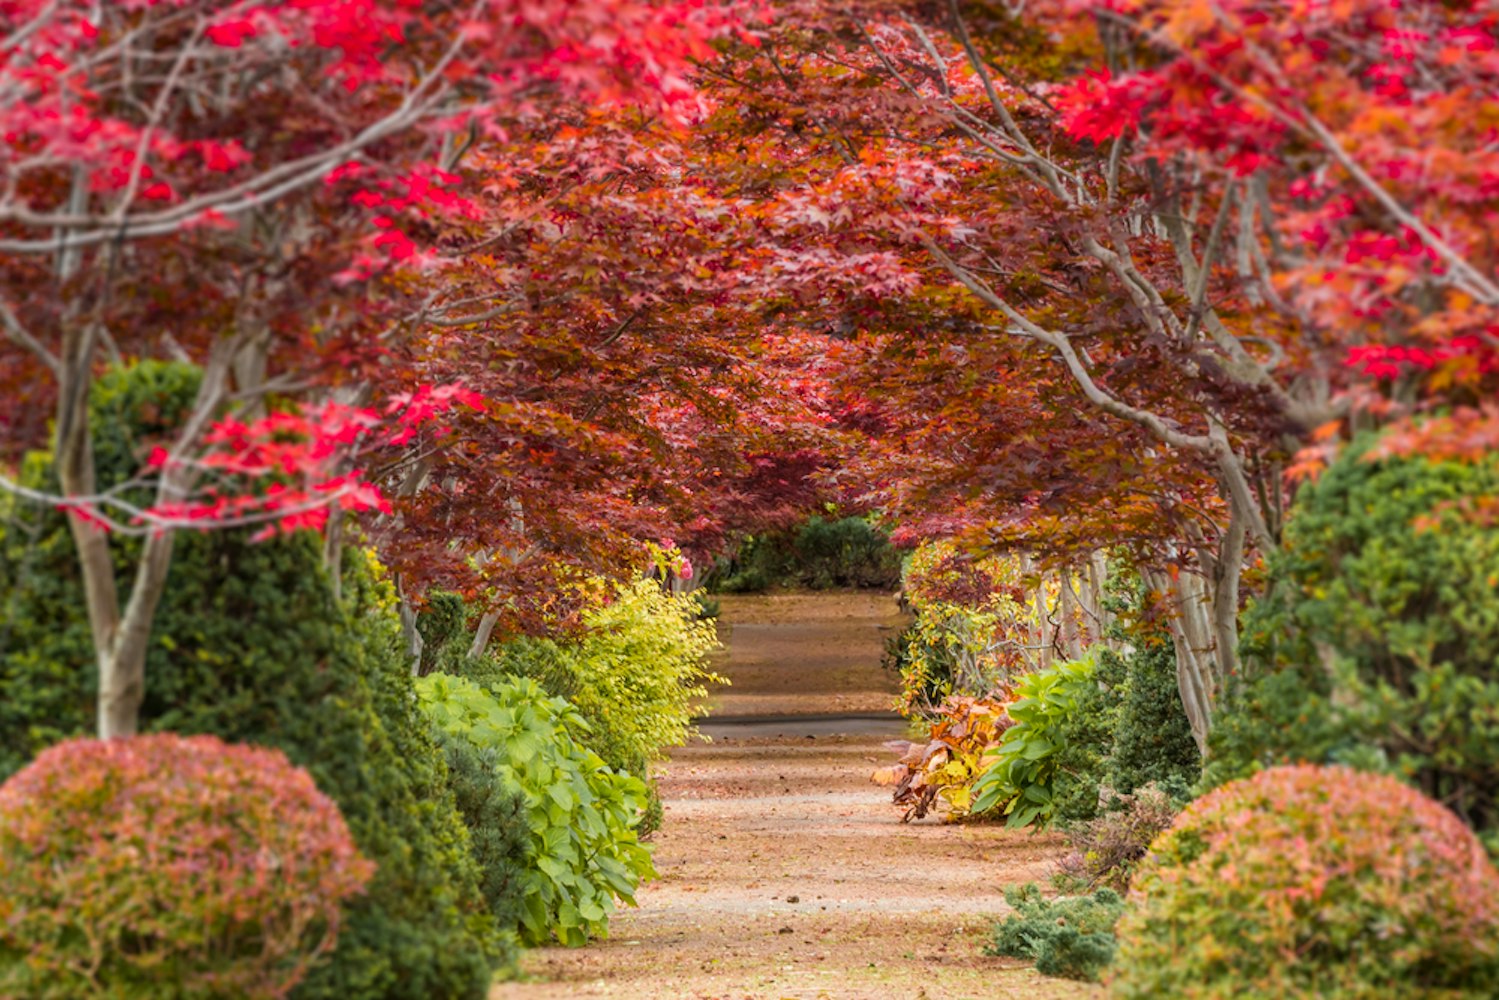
[
  {"x1": 1207, "y1": 434, "x2": 1499, "y2": 850},
  {"x1": 1112, "y1": 765, "x2": 1499, "y2": 999},
  {"x1": 1098, "y1": 641, "x2": 1198, "y2": 802},
  {"x1": 986, "y1": 884, "x2": 1123, "y2": 983},
  {"x1": 0, "y1": 734, "x2": 373, "y2": 1000},
  {"x1": 432, "y1": 729, "x2": 529, "y2": 936}
]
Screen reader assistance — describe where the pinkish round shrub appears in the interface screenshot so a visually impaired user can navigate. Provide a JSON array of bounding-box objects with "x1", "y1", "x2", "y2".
[
  {"x1": 0, "y1": 733, "x2": 374, "y2": 999},
  {"x1": 1111, "y1": 764, "x2": 1499, "y2": 999}
]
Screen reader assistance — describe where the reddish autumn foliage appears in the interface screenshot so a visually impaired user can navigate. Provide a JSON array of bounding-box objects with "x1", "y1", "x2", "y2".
[
  {"x1": 0, "y1": 734, "x2": 374, "y2": 999},
  {"x1": 1055, "y1": 0, "x2": 1499, "y2": 446},
  {"x1": 1115, "y1": 765, "x2": 1499, "y2": 997},
  {"x1": 0, "y1": 0, "x2": 754, "y2": 528},
  {"x1": 0, "y1": 0, "x2": 763, "y2": 737}
]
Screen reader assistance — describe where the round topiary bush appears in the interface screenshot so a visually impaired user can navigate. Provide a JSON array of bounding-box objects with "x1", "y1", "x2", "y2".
[
  {"x1": 0, "y1": 734, "x2": 374, "y2": 1000},
  {"x1": 1111, "y1": 765, "x2": 1499, "y2": 999}
]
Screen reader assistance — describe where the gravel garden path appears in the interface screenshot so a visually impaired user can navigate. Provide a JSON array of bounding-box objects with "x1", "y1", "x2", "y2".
[{"x1": 493, "y1": 593, "x2": 1102, "y2": 1000}]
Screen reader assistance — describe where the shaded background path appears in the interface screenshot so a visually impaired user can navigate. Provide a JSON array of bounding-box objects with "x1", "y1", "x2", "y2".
[{"x1": 495, "y1": 593, "x2": 1100, "y2": 1000}]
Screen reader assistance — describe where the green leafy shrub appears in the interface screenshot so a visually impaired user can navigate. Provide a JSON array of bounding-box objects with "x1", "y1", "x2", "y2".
[
  {"x1": 415, "y1": 673, "x2": 657, "y2": 946},
  {"x1": 1053, "y1": 784, "x2": 1177, "y2": 892},
  {"x1": 970, "y1": 654, "x2": 1106, "y2": 826},
  {"x1": 691, "y1": 591, "x2": 720, "y2": 620},
  {"x1": 1209, "y1": 435, "x2": 1499, "y2": 847},
  {"x1": 0, "y1": 734, "x2": 374, "y2": 1000},
  {"x1": 1112, "y1": 765, "x2": 1499, "y2": 999},
  {"x1": 484, "y1": 578, "x2": 722, "y2": 836},
  {"x1": 0, "y1": 362, "x2": 507, "y2": 998},
  {"x1": 889, "y1": 602, "x2": 1007, "y2": 717},
  {"x1": 986, "y1": 883, "x2": 1124, "y2": 983}
]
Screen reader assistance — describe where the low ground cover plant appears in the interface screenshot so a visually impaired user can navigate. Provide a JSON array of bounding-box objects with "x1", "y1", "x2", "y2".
[
  {"x1": 986, "y1": 883, "x2": 1124, "y2": 983},
  {"x1": 416, "y1": 673, "x2": 656, "y2": 947},
  {"x1": 0, "y1": 734, "x2": 373, "y2": 1000},
  {"x1": 1112, "y1": 764, "x2": 1499, "y2": 998}
]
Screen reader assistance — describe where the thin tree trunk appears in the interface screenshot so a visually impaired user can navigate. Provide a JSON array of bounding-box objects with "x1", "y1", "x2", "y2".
[
  {"x1": 1146, "y1": 566, "x2": 1217, "y2": 755},
  {"x1": 1057, "y1": 568, "x2": 1082, "y2": 659},
  {"x1": 58, "y1": 328, "x2": 235, "y2": 738},
  {"x1": 1020, "y1": 553, "x2": 1052, "y2": 670},
  {"x1": 97, "y1": 532, "x2": 177, "y2": 737},
  {"x1": 1085, "y1": 551, "x2": 1113, "y2": 646},
  {"x1": 397, "y1": 580, "x2": 424, "y2": 676},
  {"x1": 468, "y1": 610, "x2": 500, "y2": 659}
]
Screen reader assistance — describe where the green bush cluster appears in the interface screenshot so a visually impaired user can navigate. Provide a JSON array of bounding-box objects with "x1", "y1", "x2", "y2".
[
  {"x1": 1113, "y1": 765, "x2": 1499, "y2": 999},
  {"x1": 1206, "y1": 433, "x2": 1499, "y2": 849},
  {"x1": 0, "y1": 734, "x2": 373, "y2": 1000},
  {"x1": 416, "y1": 673, "x2": 657, "y2": 946},
  {"x1": 705, "y1": 515, "x2": 902, "y2": 592},
  {"x1": 969, "y1": 637, "x2": 1198, "y2": 830},
  {"x1": 436, "y1": 577, "x2": 722, "y2": 836},
  {"x1": 970, "y1": 654, "x2": 1108, "y2": 827},
  {"x1": 432, "y1": 729, "x2": 530, "y2": 937},
  {"x1": 985, "y1": 884, "x2": 1124, "y2": 983},
  {"x1": 0, "y1": 362, "x2": 513, "y2": 999}
]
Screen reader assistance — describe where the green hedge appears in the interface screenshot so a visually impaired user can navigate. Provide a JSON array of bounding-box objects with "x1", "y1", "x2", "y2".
[
  {"x1": 705, "y1": 515, "x2": 902, "y2": 592},
  {"x1": 416, "y1": 673, "x2": 656, "y2": 946}
]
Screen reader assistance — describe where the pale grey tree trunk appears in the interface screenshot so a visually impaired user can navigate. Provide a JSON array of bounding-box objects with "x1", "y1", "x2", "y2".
[
  {"x1": 59, "y1": 330, "x2": 236, "y2": 738},
  {"x1": 468, "y1": 610, "x2": 501, "y2": 659}
]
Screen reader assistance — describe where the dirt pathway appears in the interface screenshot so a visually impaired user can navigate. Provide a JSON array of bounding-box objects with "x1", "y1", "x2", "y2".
[{"x1": 494, "y1": 593, "x2": 1102, "y2": 1000}]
